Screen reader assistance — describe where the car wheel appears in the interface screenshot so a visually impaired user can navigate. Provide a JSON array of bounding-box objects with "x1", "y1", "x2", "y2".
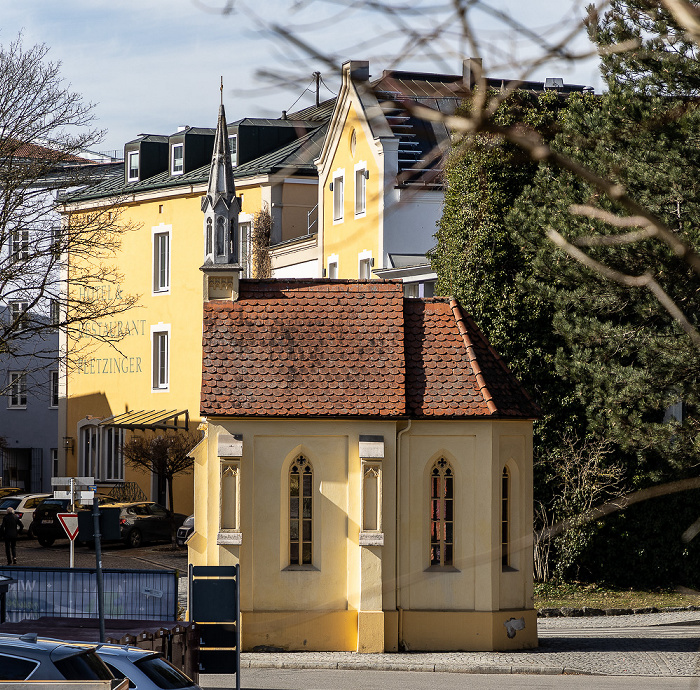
[
  {"x1": 38, "y1": 536, "x2": 55, "y2": 547},
  {"x1": 27, "y1": 524, "x2": 35, "y2": 539},
  {"x1": 126, "y1": 529, "x2": 142, "y2": 548}
]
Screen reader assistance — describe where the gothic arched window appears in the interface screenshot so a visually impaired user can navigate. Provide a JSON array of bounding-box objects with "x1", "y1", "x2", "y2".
[
  {"x1": 206, "y1": 218, "x2": 212, "y2": 255},
  {"x1": 430, "y1": 458, "x2": 454, "y2": 566},
  {"x1": 290, "y1": 456, "x2": 312, "y2": 565},
  {"x1": 216, "y1": 217, "x2": 226, "y2": 256}
]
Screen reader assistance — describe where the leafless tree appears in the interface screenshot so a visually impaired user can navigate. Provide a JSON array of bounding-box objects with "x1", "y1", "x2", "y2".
[
  {"x1": 0, "y1": 34, "x2": 138, "y2": 394},
  {"x1": 122, "y1": 430, "x2": 202, "y2": 517}
]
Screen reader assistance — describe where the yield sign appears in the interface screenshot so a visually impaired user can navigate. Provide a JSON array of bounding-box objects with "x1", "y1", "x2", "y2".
[{"x1": 57, "y1": 513, "x2": 80, "y2": 541}]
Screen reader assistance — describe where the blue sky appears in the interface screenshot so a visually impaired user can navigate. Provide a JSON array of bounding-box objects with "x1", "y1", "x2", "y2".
[{"x1": 2, "y1": 0, "x2": 604, "y2": 154}]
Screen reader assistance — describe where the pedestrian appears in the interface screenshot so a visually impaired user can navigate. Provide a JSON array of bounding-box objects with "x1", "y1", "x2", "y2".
[{"x1": 2, "y1": 507, "x2": 21, "y2": 565}]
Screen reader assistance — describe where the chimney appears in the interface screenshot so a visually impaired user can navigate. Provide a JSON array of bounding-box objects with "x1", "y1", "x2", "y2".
[
  {"x1": 344, "y1": 60, "x2": 370, "y2": 82},
  {"x1": 462, "y1": 57, "x2": 483, "y2": 89}
]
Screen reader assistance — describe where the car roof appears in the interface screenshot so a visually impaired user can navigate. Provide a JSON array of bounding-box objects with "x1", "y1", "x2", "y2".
[
  {"x1": 0, "y1": 634, "x2": 99, "y2": 659},
  {"x1": 94, "y1": 644, "x2": 159, "y2": 662},
  {"x1": 2, "y1": 493, "x2": 51, "y2": 501}
]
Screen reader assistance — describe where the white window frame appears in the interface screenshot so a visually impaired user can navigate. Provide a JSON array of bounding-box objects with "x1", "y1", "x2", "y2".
[
  {"x1": 354, "y1": 161, "x2": 367, "y2": 218},
  {"x1": 152, "y1": 225, "x2": 171, "y2": 294},
  {"x1": 102, "y1": 426, "x2": 125, "y2": 481},
  {"x1": 8, "y1": 371, "x2": 27, "y2": 409},
  {"x1": 327, "y1": 253, "x2": 339, "y2": 279},
  {"x1": 228, "y1": 135, "x2": 237, "y2": 166},
  {"x1": 151, "y1": 323, "x2": 171, "y2": 392},
  {"x1": 51, "y1": 448, "x2": 59, "y2": 478},
  {"x1": 127, "y1": 151, "x2": 139, "y2": 182},
  {"x1": 10, "y1": 230, "x2": 29, "y2": 261},
  {"x1": 9, "y1": 301, "x2": 29, "y2": 330},
  {"x1": 332, "y1": 168, "x2": 345, "y2": 224},
  {"x1": 50, "y1": 370, "x2": 59, "y2": 408},
  {"x1": 358, "y1": 249, "x2": 373, "y2": 280},
  {"x1": 77, "y1": 420, "x2": 124, "y2": 482},
  {"x1": 171, "y1": 143, "x2": 184, "y2": 175}
]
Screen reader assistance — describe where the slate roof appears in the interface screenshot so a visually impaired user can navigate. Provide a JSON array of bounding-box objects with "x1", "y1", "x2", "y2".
[{"x1": 200, "y1": 279, "x2": 539, "y2": 419}]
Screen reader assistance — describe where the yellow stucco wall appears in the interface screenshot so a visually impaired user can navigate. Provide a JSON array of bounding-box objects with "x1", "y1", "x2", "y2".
[
  {"x1": 191, "y1": 416, "x2": 535, "y2": 652},
  {"x1": 321, "y1": 102, "x2": 382, "y2": 278}
]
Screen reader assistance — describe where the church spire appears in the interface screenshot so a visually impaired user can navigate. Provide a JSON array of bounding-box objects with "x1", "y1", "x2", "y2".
[{"x1": 202, "y1": 89, "x2": 239, "y2": 266}]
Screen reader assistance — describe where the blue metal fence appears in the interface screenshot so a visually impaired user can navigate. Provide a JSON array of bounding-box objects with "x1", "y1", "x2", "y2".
[{"x1": 0, "y1": 567, "x2": 178, "y2": 623}]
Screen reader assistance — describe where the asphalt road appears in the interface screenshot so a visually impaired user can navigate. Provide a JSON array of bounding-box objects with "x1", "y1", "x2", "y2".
[
  {"x1": 5, "y1": 533, "x2": 189, "y2": 573},
  {"x1": 212, "y1": 669, "x2": 700, "y2": 690}
]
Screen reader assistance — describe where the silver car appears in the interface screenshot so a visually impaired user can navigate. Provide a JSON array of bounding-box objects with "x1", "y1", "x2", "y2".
[
  {"x1": 0, "y1": 633, "x2": 115, "y2": 681},
  {"x1": 96, "y1": 644, "x2": 201, "y2": 690}
]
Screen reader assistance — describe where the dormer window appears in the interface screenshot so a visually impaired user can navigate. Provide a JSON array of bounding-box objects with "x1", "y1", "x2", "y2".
[
  {"x1": 228, "y1": 135, "x2": 237, "y2": 166},
  {"x1": 171, "y1": 143, "x2": 184, "y2": 175},
  {"x1": 127, "y1": 151, "x2": 139, "y2": 181}
]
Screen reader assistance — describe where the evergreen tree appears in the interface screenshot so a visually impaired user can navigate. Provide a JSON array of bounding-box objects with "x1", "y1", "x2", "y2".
[{"x1": 432, "y1": 2, "x2": 700, "y2": 583}]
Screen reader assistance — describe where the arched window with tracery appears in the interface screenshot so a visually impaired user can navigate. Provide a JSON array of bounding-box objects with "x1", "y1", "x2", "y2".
[
  {"x1": 206, "y1": 218, "x2": 212, "y2": 255},
  {"x1": 290, "y1": 456, "x2": 312, "y2": 565},
  {"x1": 216, "y1": 217, "x2": 226, "y2": 256},
  {"x1": 430, "y1": 458, "x2": 454, "y2": 566},
  {"x1": 502, "y1": 466, "x2": 510, "y2": 569}
]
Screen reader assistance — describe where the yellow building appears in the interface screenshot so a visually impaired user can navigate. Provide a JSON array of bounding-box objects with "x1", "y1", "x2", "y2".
[
  {"x1": 59, "y1": 103, "x2": 329, "y2": 513},
  {"x1": 191, "y1": 274, "x2": 539, "y2": 652}
]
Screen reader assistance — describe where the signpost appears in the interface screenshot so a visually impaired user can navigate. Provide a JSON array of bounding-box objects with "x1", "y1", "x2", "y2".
[
  {"x1": 57, "y1": 513, "x2": 79, "y2": 567},
  {"x1": 51, "y1": 477, "x2": 95, "y2": 570}
]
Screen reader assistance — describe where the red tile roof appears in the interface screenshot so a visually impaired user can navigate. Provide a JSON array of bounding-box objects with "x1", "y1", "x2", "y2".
[{"x1": 201, "y1": 280, "x2": 539, "y2": 419}]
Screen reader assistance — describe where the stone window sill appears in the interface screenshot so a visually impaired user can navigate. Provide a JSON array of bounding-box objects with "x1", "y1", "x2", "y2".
[{"x1": 216, "y1": 531, "x2": 242, "y2": 545}]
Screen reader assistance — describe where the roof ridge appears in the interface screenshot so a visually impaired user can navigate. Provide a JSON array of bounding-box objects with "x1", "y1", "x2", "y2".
[{"x1": 449, "y1": 298, "x2": 497, "y2": 415}]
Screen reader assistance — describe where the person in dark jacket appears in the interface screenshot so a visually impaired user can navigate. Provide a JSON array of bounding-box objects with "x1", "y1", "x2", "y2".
[{"x1": 2, "y1": 507, "x2": 21, "y2": 565}]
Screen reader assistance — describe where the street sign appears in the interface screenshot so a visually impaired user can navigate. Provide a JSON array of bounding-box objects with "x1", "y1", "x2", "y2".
[
  {"x1": 53, "y1": 491, "x2": 72, "y2": 500},
  {"x1": 57, "y1": 513, "x2": 80, "y2": 541},
  {"x1": 51, "y1": 477, "x2": 94, "y2": 486}
]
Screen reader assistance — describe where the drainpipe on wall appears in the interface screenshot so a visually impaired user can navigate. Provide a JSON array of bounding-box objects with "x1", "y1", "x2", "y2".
[{"x1": 395, "y1": 418, "x2": 411, "y2": 648}]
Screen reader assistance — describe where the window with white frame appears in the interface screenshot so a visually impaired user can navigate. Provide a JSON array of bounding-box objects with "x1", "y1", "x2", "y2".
[
  {"x1": 151, "y1": 326, "x2": 170, "y2": 390},
  {"x1": 354, "y1": 164, "x2": 367, "y2": 216},
  {"x1": 127, "y1": 151, "x2": 140, "y2": 181},
  {"x1": 10, "y1": 230, "x2": 29, "y2": 261},
  {"x1": 221, "y1": 461, "x2": 240, "y2": 531},
  {"x1": 51, "y1": 448, "x2": 59, "y2": 478},
  {"x1": 80, "y1": 424, "x2": 100, "y2": 477},
  {"x1": 103, "y1": 427, "x2": 124, "y2": 480},
  {"x1": 50, "y1": 370, "x2": 59, "y2": 408},
  {"x1": 332, "y1": 171, "x2": 344, "y2": 222},
  {"x1": 9, "y1": 301, "x2": 29, "y2": 329},
  {"x1": 328, "y1": 262, "x2": 338, "y2": 279},
  {"x1": 228, "y1": 135, "x2": 237, "y2": 166},
  {"x1": 8, "y1": 372, "x2": 27, "y2": 408},
  {"x1": 153, "y1": 227, "x2": 171, "y2": 293},
  {"x1": 50, "y1": 299, "x2": 60, "y2": 327},
  {"x1": 171, "y1": 143, "x2": 184, "y2": 175}
]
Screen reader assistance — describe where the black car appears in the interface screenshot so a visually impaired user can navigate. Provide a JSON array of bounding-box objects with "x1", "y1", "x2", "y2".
[
  {"x1": 31, "y1": 495, "x2": 117, "y2": 547},
  {"x1": 81, "y1": 502, "x2": 186, "y2": 548}
]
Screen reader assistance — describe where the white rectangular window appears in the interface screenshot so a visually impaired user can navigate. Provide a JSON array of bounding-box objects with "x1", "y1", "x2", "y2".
[
  {"x1": 80, "y1": 425, "x2": 100, "y2": 478},
  {"x1": 51, "y1": 448, "x2": 59, "y2": 478},
  {"x1": 10, "y1": 230, "x2": 29, "y2": 261},
  {"x1": 127, "y1": 151, "x2": 139, "y2": 181},
  {"x1": 332, "y1": 173, "x2": 344, "y2": 222},
  {"x1": 171, "y1": 143, "x2": 184, "y2": 175},
  {"x1": 151, "y1": 327, "x2": 170, "y2": 390},
  {"x1": 8, "y1": 372, "x2": 27, "y2": 408},
  {"x1": 228, "y1": 135, "x2": 237, "y2": 166},
  {"x1": 153, "y1": 228, "x2": 170, "y2": 293},
  {"x1": 103, "y1": 427, "x2": 124, "y2": 481},
  {"x1": 10, "y1": 301, "x2": 29, "y2": 329},
  {"x1": 355, "y1": 167, "x2": 366, "y2": 215},
  {"x1": 328, "y1": 262, "x2": 338, "y2": 279},
  {"x1": 359, "y1": 258, "x2": 372, "y2": 280},
  {"x1": 50, "y1": 370, "x2": 59, "y2": 408}
]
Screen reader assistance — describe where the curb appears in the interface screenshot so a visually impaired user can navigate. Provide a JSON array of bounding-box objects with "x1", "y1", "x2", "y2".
[
  {"x1": 538, "y1": 605, "x2": 700, "y2": 618},
  {"x1": 237, "y1": 658, "x2": 591, "y2": 676}
]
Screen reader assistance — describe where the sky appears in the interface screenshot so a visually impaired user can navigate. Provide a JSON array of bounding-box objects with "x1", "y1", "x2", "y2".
[{"x1": 2, "y1": 0, "x2": 605, "y2": 156}]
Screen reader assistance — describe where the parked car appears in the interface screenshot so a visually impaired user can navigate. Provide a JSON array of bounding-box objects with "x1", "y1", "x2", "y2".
[
  {"x1": 0, "y1": 487, "x2": 22, "y2": 500},
  {"x1": 0, "y1": 493, "x2": 52, "y2": 537},
  {"x1": 0, "y1": 633, "x2": 117, "y2": 682},
  {"x1": 81, "y1": 502, "x2": 187, "y2": 549},
  {"x1": 96, "y1": 643, "x2": 201, "y2": 690},
  {"x1": 31, "y1": 495, "x2": 117, "y2": 547},
  {"x1": 176, "y1": 514, "x2": 194, "y2": 547}
]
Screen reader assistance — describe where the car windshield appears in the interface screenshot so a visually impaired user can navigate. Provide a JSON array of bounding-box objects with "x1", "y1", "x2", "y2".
[
  {"x1": 0, "y1": 499, "x2": 20, "y2": 510},
  {"x1": 134, "y1": 654, "x2": 195, "y2": 689},
  {"x1": 54, "y1": 650, "x2": 114, "y2": 680}
]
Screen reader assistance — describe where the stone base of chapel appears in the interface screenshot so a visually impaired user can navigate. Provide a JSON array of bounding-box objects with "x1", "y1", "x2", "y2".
[{"x1": 240, "y1": 609, "x2": 537, "y2": 652}]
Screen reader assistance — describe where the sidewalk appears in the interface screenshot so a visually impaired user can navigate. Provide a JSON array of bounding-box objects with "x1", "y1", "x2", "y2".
[{"x1": 201, "y1": 610, "x2": 700, "y2": 685}]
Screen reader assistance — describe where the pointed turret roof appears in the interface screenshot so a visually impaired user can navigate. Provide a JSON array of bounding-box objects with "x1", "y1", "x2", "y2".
[{"x1": 205, "y1": 103, "x2": 236, "y2": 210}]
